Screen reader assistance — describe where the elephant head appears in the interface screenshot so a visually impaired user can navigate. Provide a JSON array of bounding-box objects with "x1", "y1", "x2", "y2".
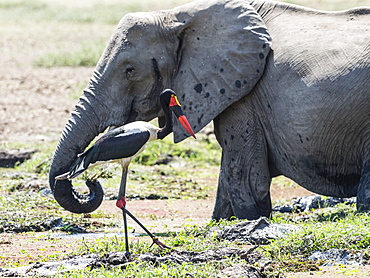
[{"x1": 49, "y1": 0, "x2": 272, "y2": 214}]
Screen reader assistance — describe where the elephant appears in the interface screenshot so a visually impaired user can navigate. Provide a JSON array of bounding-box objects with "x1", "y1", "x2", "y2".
[{"x1": 49, "y1": 0, "x2": 370, "y2": 220}]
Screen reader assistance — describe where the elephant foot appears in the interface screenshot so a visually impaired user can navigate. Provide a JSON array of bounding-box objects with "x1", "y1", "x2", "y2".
[{"x1": 212, "y1": 200, "x2": 234, "y2": 221}]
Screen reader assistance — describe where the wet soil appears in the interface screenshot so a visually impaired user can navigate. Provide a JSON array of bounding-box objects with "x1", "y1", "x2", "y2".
[{"x1": 0, "y1": 192, "x2": 311, "y2": 268}]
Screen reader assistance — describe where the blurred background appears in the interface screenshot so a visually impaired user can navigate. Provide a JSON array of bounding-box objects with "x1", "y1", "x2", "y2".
[{"x1": 0, "y1": 0, "x2": 369, "y2": 144}]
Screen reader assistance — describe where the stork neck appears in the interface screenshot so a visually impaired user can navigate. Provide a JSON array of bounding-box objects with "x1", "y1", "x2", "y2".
[{"x1": 157, "y1": 106, "x2": 172, "y2": 140}]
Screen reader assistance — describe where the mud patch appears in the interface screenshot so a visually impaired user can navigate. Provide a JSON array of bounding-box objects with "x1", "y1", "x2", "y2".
[
  {"x1": 213, "y1": 217, "x2": 300, "y2": 244},
  {"x1": 139, "y1": 247, "x2": 263, "y2": 265},
  {"x1": 0, "y1": 215, "x2": 86, "y2": 234},
  {"x1": 0, "y1": 247, "x2": 266, "y2": 277},
  {"x1": 309, "y1": 249, "x2": 366, "y2": 266},
  {"x1": 0, "y1": 149, "x2": 36, "y2": 167},
  {"x1": 221, "y1": 264, "x2": 265, "y2": 278},
  {"x1": 0, "y1": 253, "x2": 100, "y2": 277},
  {"x1": 273, "y1": 195, "x2": 356, "y2": 213}
]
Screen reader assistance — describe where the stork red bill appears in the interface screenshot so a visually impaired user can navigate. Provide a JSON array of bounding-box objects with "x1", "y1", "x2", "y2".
[{"x1": 178, "y1": 115, "x2": 197, "y2": 139}]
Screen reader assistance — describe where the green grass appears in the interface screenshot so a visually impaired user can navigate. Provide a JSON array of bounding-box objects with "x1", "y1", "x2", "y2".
[
  {"x1": 0, "y1": 192, "x2": 96, "y2": 233},
  {"x1": 260, "y1": 206, "x2": 370, "y2": 276},
  {"x1": 33, "y1": 39, "x2": 107, "y2": 68},
  {"x1": 0, "y1": 0, "x2": 193, "y2": 24},
  {"x1": 0, "y1": 141, "x2": 54, "y2": 178},
  {"x1": 268, "y1": 206, "x2": 370, "y2": 255},
  {"x1": 134, "y1": 133, "x2": 220, "y2": 166}
]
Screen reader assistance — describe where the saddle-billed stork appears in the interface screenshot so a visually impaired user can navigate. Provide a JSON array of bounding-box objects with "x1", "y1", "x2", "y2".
[{"x1": 55, "y1": 89, "x2": 196, "y2": 256}]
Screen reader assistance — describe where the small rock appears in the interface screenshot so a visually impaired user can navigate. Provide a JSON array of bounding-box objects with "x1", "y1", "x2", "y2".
[{"x1": 19, "y1": 178, "x2": 48, "y2": 192}]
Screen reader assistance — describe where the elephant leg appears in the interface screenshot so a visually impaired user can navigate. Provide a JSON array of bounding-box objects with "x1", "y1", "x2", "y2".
[
  {"x1": 356, "y1": 158, "x2": 370, "y2": 211},
  {"x1": 212, "y1": 107, "x2": 272, "y2": 220},
  {"x1": 211, "y1": 153, "x2": 235, "y2": 220}
]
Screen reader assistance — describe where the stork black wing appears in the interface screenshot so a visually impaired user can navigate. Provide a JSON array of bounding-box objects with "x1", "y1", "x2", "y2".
[{"x1": 83, "y1": 129, "x2": 151, "y2": 166}]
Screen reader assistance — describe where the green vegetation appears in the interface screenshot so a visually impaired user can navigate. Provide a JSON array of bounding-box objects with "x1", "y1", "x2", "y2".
[
  {"x1": 259, "y1": 207, "x2": 370, "y2": 276},
  {"x1": 134, "y1": 134, "x2": 220, "y2": 167},
  {"x1": 33, "y1": 39, "x2": 107, "y2": 68},
  {"x1": 270, "y1": 207, "x2": 370, "y2": 255}
]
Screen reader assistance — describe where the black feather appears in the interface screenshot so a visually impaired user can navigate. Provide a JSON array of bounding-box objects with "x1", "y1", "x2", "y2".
[{"x1": 68, "y1": 129, "x2": 151, "y2": 176}]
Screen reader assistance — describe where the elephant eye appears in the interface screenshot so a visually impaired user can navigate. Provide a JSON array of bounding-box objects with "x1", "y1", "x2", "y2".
[{"x1": 125, "y1": 65, "x2": 135, "y2": 79}]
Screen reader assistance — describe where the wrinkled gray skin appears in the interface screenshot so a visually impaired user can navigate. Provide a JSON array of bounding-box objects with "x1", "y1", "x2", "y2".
[{"x1": 49, "y1": 0, "x2": 370, "y2": 219}]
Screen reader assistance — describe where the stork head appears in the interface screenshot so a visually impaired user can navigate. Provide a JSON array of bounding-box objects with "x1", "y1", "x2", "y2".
[{"x1": 159, "y1": 89, "x2": 196, "y2": 139}]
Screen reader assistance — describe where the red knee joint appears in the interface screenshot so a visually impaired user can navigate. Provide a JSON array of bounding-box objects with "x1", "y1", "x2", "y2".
[{"x1": 116, "y1": 196, "x2": 127, "y2": 208}]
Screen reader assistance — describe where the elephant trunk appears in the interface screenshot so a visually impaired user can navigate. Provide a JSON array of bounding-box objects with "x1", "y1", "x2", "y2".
[{"x1": 49, "y1": 80, "x2": 110, "y2": 213}]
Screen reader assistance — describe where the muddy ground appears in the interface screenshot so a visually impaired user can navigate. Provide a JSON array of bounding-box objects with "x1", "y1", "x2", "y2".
[{"x1": 1, "y1": 1, "x2": 370, "y2": 277}]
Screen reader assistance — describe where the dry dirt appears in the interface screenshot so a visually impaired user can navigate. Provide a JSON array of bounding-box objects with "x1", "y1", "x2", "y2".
[{"x1": 1, "y1": 11, "x2": 369, "y2": 278}]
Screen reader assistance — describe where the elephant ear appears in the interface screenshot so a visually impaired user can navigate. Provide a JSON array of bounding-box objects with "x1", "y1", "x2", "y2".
[{"x1": 170, "y1": 0, "x2": 271, "y2": 142}]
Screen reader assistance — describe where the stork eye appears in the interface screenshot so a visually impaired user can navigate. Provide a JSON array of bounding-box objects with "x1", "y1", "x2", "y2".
[{"x1": 125, "y1": 65, "x2": 135, "y2": 78}]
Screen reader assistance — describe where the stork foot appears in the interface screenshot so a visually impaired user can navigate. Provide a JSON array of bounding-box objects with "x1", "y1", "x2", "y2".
[
  {"x1": 150, "y1": 237, "x2": 171, "y2": 250},
  {"x1": 119, "y1": 205, "x2": 172, "y2": 250}
]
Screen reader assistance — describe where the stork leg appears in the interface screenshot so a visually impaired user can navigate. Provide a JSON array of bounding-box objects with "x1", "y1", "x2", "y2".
[
  {"x1": 116, "y1": 168, "x2": 130, "y2": 257},
  {"x1": 122, "y1": 206, "x2": 130, "y2": 255},
  {"x1": 116, "y1": 168, "x2": 171, "y2": 250},
  {"x1": 121, "y1": 206, "x2": 171, "y2": 249}
]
